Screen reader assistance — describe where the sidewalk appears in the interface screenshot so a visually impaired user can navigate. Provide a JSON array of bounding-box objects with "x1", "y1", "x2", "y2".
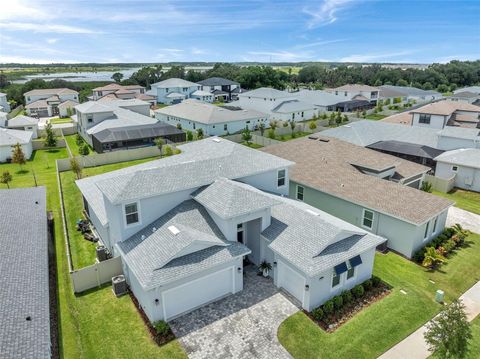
[{"x1": 378, "y1": 281, "x2": 480, "y2": 359}]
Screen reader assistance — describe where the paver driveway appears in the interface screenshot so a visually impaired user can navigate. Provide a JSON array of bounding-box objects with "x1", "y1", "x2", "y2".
[{"x1": 170, "y1": 265, "x2": 299, "y2": 359}]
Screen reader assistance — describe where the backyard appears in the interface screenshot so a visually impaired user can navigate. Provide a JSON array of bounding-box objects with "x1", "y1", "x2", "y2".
[
  {"x1": 64, "y1": 134, "x2": 94, "y2": 156},
  {"x1": 365, "y1": 113, "x2": 387, "y2": 120},
  {"x1": 278, "y1": 233, "x2": 480, "y2": 359},
  {"x1": 49, "y1": 116, "x2": 73, "y2": 124},
  {"x1": 433, "y1": 188, "x2": 480, "y2": 215},
  {"x1": 0, "y1": 149, "x2": 186, "y2": 359}
]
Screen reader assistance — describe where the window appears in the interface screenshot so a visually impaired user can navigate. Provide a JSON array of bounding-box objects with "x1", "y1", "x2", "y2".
[
  {"x1": 424, "y1": 221, "x2": 430, "y2": 239},
  {"x1": 344, "y1": 91, "x2": 348, "y2": 96},
  {"x1": 362, "y1": 209, "x2": 374, "y2": 229},
  {"x1": 335, "y1": 91, "x2": 338, "y2": 96},
  {"x1": 301, "y1": 112, "x2": 304, "y2": 117},
  {"x1": 277, "y1": 169, "x2": 286, "y2": 187},
  {"x1": 433, "y1": 216, "x2": 438, "y2": 233},
  {"x1": 292, "y1": 113, "x2": 295, "y2": 120},
  {"x1": 419, "y1": 114, "x2": 431, "y2": 124},
  {"x1": 87, "y1": 116, "x2": 93, "y2": 123},
  {"x1": 452, "y1": 166, "x2": 458, "y2": 172},
  {"x1": 224, "y1": 124, "x2": 228, "y2": 131},
  {"x1": 332, "y1": 271, "x2": 340, "y2": 287},
  {"x1": 346, "y1": 261, "x2": 355, "y2": 280},
  {"x1": 296, "y1": 185, "x2": 304, "y2": 201},
  {"x1": 125, "y1": 203, "x2": 139, "y2": 225}
]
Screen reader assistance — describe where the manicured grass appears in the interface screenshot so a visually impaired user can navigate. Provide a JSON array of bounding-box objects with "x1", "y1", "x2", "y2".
[
  {"x1": 64, "y1": 134, "x2": 94, "y2": 156},
  {"x1": 0, "y1": 150, "x2": 186, "y2": 359},
  {"x1": 49, "y1": 117, "x2": 73, "y2": 124},
  {"x1": 60, "y1": 157, "x2": 160, "y2": 268},
  {"x1": 278, "y1": 234, "x2": 480, "y2": 359},
  {"x1": 365, "y1": 113, "x2": 387, "y2": 120},
  {"x1": 272, "y1": 131, "x2": 311, "y2": 141},
  {"x1": 433, "y1": 189, "x2": 480, "y2": 215},
  {"x1": 241, "y1": 141, "x2": 263, "y2": 149}
]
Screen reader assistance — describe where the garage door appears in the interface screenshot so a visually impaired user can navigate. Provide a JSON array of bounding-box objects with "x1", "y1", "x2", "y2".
[
  {"x1": 278, "y1": 261, "x2": 305, "y2": 305},
  {"x1": 162, "y1": 267, "x2": 234, "y2": 320}
]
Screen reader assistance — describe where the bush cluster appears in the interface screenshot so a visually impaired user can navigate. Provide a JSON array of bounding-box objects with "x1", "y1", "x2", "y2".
[
  {"x1": 413, "y1": 225, "x2": 467, "y2": 264},
  {"x1": 310, "y1": 276, "x2": 382, "y2": 320}
]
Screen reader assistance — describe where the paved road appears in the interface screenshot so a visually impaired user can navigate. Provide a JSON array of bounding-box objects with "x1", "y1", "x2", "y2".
[
  {"x1": 447, "y1": 206, "x2": 480, "y2": 234},
  {"x1": 170, "y1": 266, "x2": 299, "y2": 359},
  {"x1": 378, "y1": 281, "x2": 480, "y2": 359}
]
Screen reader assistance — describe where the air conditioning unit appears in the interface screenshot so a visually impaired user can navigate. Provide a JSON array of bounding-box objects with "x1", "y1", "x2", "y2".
[
  {"x1": 96, "y1": 245, "x2": 107, "y2": 262},
  {"x1": 112, "y1": 275, "x2": 127, "y2": 297}
]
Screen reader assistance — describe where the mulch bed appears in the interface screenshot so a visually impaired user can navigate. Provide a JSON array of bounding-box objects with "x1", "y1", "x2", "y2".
[
  {"x1": 305, "y1": 282, "x2": 391, "y2": 333},
  {"x1": 48, "y1": 212, "x2": 60, "y2": 359},
  {"x1": 128, "y1": 290, "x2": 176, "y2": 346}
]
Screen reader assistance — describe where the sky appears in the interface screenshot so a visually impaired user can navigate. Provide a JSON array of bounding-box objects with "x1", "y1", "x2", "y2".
[{"x1": 0, "y1": 0, "x2": 479, "y2": 64}]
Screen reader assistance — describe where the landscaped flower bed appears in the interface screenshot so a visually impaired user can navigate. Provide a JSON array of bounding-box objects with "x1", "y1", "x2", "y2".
[
  {"x1": 129, "y1": 290, "x2": 176, "y2": 346},
  {"x1": 412, "y1": 224, "x2": 470, "y2": 269},
  {"x1": 306, "y1": 276, "x2": 391, "y2": 332}
]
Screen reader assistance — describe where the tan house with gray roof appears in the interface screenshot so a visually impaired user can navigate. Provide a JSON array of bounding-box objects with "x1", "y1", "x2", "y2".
[{"x1": 262, "y1": 135, "x2": 454, "y2": 258}]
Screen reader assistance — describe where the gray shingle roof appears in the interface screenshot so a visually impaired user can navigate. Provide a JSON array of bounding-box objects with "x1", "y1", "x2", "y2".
[
  {"x1": 0, "y1": 127, "x2": 33, "y2": 146},
  {"x1": 263, "y1": 196, "x2": 385, "y2": 276},
  {"x1": 117, "y1": 200, "x2": 250, "y2": 289},
  {"x1": 92, "y1": 137, "x2": 293, "y2": 204},
  {"x1": 198, "y1": 77, "x2": 240, "y2": 86},
  {"x1": 76, "y1": 137, "x2": 293, "y2": 225},
  {"x1": 239, "y1": 87, "x2": 292, "y2": 99},
  {"x1": 438, "y1": 126, "x2": 480, "y2": 140},
  {"x1": 192, "y1": 178, "x2": 281, "y2": 219},
  {"x1": 380, "y1": 85, "x2": 441, "y2": 97},
  {"x1": 271, "y1": 99, "x2": 316, "y2": 113},
  {"x1": 151, "y1": 78, "x2": 199, "y2": 88},
  {"x1": 0, "y1": 187, "x2": 50, "y2": 359},
  {"x1": 435, "y1": 148, "x2": 480, "y2": 169},
  {"x1": 295, "y1": 90, "x2": 343, "y2": 107},
  {"x1": 321, "y1": 120, "x2": 441, "y2": 148},
  {"x1": 7, "y1": 115, "x2": 38, "y2": 127}
]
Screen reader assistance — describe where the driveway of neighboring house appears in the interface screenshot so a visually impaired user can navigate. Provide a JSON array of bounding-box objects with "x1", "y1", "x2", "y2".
[
  {"x1": 447, "y1": 206, "x2": 480, "y2": 234},
  {"x1": 170, "y1": 265, "x2": 299, "y2": 359}
]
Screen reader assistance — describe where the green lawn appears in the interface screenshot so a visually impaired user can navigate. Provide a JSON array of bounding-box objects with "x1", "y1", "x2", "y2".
[
  {"x1": 274, "y1": 131, "x2": 311, "y2": 141},
  {"x1": 278, "y1": 233, "x2": 480, "y2": 359},
  {"x1": 365, "y1": 113, "x2": 387, "y2": 120},
  {"x1": 60, "y1": 157, "x2": 160, "y2": 269},
  {"x1": 241, "y1": 141, "x2": 263, "y2": 149},
  {"x1": 64, "y1": 134, "x2": 94, "y2": 156},
  {"x1": 49, "y1": 117, "x2": 73, "y2": 124},
  {"x1": 0, "y1": 149, "x2": 186, "y2": 359},
  {"x1": 433, "y1": 189, "x2": 480, "y2": 215}
]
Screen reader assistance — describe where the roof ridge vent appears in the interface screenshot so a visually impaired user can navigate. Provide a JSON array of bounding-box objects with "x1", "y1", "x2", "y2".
[
  {"x1": 141, "y1": 235, "x2": 146, "y2": 240},
  {"x1": 152, "y1": 227, "x2": 157, "y2": 232},
  {"x1": 212, "y1": 138, "x2": 221, "y2": 143},
  {"x1": 306, "y1": 209, "x2": 320, "y2": 216},
  {"x1": 168, "y1": 225, "x2": 180, "y2": 235}
]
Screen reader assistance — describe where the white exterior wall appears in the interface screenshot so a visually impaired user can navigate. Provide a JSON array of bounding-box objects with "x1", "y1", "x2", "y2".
[
  {"x1": 0, "y1": 94, "x2": 10, "y2": 112},
  {"x1": 271, "y1": 108, "x2": 317, "y2": 122},
  {"x1": 271, "y1": 247, "x2": 376, "y2": 311},
  {"x1": 238, "y1": 168, "x2": 290, "y2": 196},
  {"x1": 118, "y1": 104, "x2": 151, "y2": 117},
  {"x1": 436, "y1": 162, "x2": 480, "y2": 192},
  {"x1": 0, "y1": 141, "x2": 32, "y2": 162},
  {"x1": 238, "y1": 95, "x2": 296, "y2": 114},
  {"x1": 437, "y1": 136, "x2": 480, "y2": 151},
  {"x1": 154, "y1": 85, "x2": 201, "y2": 104},
  {"x1": 412, "y1": 113, "x2": 448, "y2": 129},
  {"x1": 25, "y1": 93, "x2": 78, "y2": 104},
  {"x1": 124, "y1": 256, "x2": 244, "y2": 322}
]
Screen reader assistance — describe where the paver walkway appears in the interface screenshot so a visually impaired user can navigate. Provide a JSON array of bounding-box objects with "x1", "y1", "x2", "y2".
[
  {"x1": 170, "y1": 266, "x2": 299, "y2": 359},
  {"x1": 378, "y1": 281, "x2": 480, "y2": 359},
  {"x1": 447, "y1": 206, "x2": 480, "y2": 234}
]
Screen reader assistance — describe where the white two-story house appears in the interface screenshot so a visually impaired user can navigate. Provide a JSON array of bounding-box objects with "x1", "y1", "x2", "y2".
[
  {"x1": 76, "y1": 138, "x2": 385, "y2": 322},
  {"x1": 148, "y1": 78, "x2": 213, "y2": 104},
  {"x1": 410, "y1": 101, "x2": 480, "y2": 129},
  {"x1": 24, "y1": 88, "x2": 79, "y2": 117}
]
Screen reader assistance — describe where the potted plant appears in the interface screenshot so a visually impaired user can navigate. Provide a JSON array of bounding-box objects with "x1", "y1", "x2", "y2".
[{"x1": 259, "y1": 260, "x2": 272, "y2": 277}]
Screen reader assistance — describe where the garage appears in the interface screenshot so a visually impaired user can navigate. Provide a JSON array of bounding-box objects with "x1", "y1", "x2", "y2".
[
  {"x1": 162, "y1": 266, "x2": 234, "y2": 320},
  {"x1": 277, "y1": 260, "x2": 305, "y2": 305}
]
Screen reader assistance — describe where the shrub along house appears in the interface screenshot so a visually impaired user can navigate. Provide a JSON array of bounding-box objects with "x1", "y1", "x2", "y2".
[
  {"x1": 76, "y1": 138, "x2": 385, "y2": 321},
  {"x1": 262, "y1": 135, "x2": 454, "y2": 258}
]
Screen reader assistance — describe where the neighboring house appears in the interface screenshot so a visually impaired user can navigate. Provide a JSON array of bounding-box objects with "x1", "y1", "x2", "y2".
[
  {"x1": 234, "y1": 87, "x2": 317, "y2": 122},
  {"x1": 378, "y1": 86, "x2": 408, "y2": 104},
  {"x1": 454, "y1": 86, "x2": 480, "y2": 95},
  {"x1": 327, "y1": 84, "x2": 380, "y2": 105},
  {"x1": 24, "y1": 88, "x2": 79, "y2": 117},
  {"x1": 445, "y1": 91, "x2": 480, "y2": 105},
  {"x1": 0, "y1": 111, "x2": 8, "y2": 127},
  {"x1": 155, "y1": 99, "x2": 268, "y2": 135},
  {"x1": 0, "y1": 187, "x2": 51, "y2": 359},
  {"x1": 190, "y1": 89, "x2": 214, "y2": 103},
  {"x1": 76, "y1": 138, "x2": 385, "y2": 320},
  {"x1": 434, "y1": 149, "x2": 480, "y2": 192},
  {"x1": 294, "y1": 90, "x2": 343, "y2": 112},
  {"x1": 379, "y1": 85, "x2": 442, "y2": 103},
  {"x1": 75, "y1": 99, "x2": 184, "y2": 152},
  {"x1": 0, "y1": 128, "x2": 33, "y2": 162},
  {"x1": 147, "y1": 78, "x2": 205, "y2": 104},
  {"x1": 262, "y1": 136, "x2": 453, "y2": 259},
  {"x1": 197, "y1": 77, "x2": 241, "y2": 101},
  {"x1": 6, "y1": 115, "x2": 39, "y2": 138},
  {"x1": 90, "y1": 83, "x2": 156, "y2": 105},
  {"x1": 382, "y1": 100, "x2": 480, "y2": 129},
  {"x1": 0, "y1": 92, "x2": 11, "y2": 112}
]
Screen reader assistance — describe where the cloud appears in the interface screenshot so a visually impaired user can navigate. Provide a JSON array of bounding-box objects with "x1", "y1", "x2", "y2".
[
  {"x1": 246, "y1": 50, "x2": 314, "y2": 62},
  {"x1": 191, "y1": 47, "x2": 206, "y2": 55},
  {"x1": 0, "y1": 22, "x2": 97, "y2": 34},
  {"x1": 340, "y1": 51, "x2": 414, "y2": 62},
  {"x1": 46, "y1": 38, "x2": 59, "y2": 44},
  {"x1": 0, "y1": 0, "x2": 49, "y2": 21},
  {"x1": 295, "y1": 38, "x2": 347, "y2": 49},
  {"x1": 304, "y1": 0, "x2": 357, "y2": 28},
  {"x1": 0, "y1": 55, "x2": 77, "y2": 64}
]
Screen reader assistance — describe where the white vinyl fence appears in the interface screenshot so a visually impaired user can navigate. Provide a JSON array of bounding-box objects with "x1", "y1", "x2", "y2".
[
  {"x1": 70, "y1": 256, "x2": 123, "y2": 293},
  {"x1": 32, "y1": 138, "x2": 66, "y2": 150},
  {"x1": 425, "y1": 173, "x2": 456, "y2": 193}
]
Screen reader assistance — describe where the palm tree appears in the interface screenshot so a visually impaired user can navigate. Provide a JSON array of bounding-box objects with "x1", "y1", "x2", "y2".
[
  {"x1": 154, "y1": 137, "x2": 165, "y2": 157},
  {"x1": 422, "y1": 247, "x2": 446, "y2": 269}
]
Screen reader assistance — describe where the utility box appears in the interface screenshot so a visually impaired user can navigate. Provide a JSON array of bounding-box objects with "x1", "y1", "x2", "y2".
[
  {"x1": 435, "y1": 289, "x2": 445, "y2": 303},
  {"x1": 112, "y1": 275, "x2": 127, "y2": 297},
  {"x1": 96, "y1": 245, "x2": 107, "y2": 262}
]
